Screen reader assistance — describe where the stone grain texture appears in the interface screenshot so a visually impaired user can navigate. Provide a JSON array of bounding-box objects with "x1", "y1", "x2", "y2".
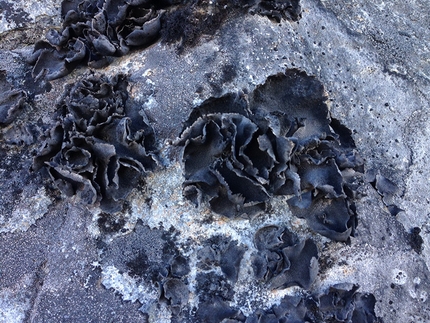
[{"x1": 0, "y1": 0, "x2": 429, "y2": 322}]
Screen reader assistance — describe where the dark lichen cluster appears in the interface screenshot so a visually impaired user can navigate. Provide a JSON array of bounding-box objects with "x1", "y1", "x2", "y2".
[
  {"x1": 246, "y1": 284, "x2": 380, "y2": 323},
  {"x1": 191, "y1": 229, "x2": 319, "y2": 322},
  {"x1": 198, "y1": 235, "x2": 247, "y2": 284},
  {"x1": 190, "y1": 232, "x2": 377, "y2": 323},
  {"x1": 176, "y1": 93, "x2": 274, "y2": 218},
  {"x1": 248, "y1": 295, "x2": 310, "y2": 323},
  {"x1": 251, "y1": 225, "x2": 318, "y2": 290},
  {"x1": 161, "y1": 254, "x2": 191, "y2": 314},
  {"x1": 177, "y1": 70, "x2": 364, "y2": 241},
  {"x1": 194, "y1": 279, "x2": 380, "y2": 322},
  {"x1": 28, "y1": 0, "x2": 302, "y2": 79},
  {"x1": 193, "y1": 236, "x2": 247, "y2": 322},
  {"x1": 101, "y1": 225, "x2": 381, "y2": 322},
  {"x1": 28, "y1": 0, "x2": 180, "y2": 80},
  {"x1": 100, "y1": 221, "x2": 191, "y2": 318},
  {"x1": 315, "y1": 284, "x2": 380, "y2": 323},
  {"x1": 33, "y1": 72, "x2": 157, "y2": 213}
]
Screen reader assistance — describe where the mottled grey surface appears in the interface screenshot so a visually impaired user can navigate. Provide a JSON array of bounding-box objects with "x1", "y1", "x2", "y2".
[{"x1": 0, "y1": 0, "x2": 429, "y2": 322}]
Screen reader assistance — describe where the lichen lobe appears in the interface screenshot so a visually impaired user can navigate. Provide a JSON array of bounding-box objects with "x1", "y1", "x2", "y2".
[
  {"x1": 251, "y1": 225, "x2": 319, "y2": 290},
  {"x1": 0, "y1": 70, "x2": 27, "y2": 126}
]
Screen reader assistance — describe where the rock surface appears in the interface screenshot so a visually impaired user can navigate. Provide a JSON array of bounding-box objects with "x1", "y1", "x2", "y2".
[{"x1": 0, "y1": 0, "x2": 429, "y2": 322}]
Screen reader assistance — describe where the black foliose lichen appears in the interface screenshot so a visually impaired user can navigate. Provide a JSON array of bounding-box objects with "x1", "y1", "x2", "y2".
[
  {"x1": 195, "y1": 295, "x2": 245, "y2": 323},
  {"x1": 0, "y1": 70, "x2": 27, "y2": 126},
  {"x1": 95, "y1": 202, "x2": 381, "y2": 323},
  {"x1": 176, "y1": 93, "x2": 272, "y2": 218},
  {"x1": 246, "y1": 295, "x2": 310, "y2": 323},
  {"x1": 176, "y1": 70, "x2": 364, "y2": 241},
  {"x1": 366, "y1": 169, "x2": 402, "y2": 216},
  {"x1": 198, "y1": 235, "x2": 247, "y2": 284},
  {"x1": 316, "y1": 284, "x2": 380, "y2": 323},
  {"x1": 33, "y1": 72, "x2": 157, "y2": 213},
  {"x1": 251, "y1": 225, "x2": 318, "y2": 290},
  {"x1": 191, "y1": 235, "x2": 248, "y2": 322},
  {"x1": 192, "y1": 283, "x2": 381, "y2": 322},
  {"x1": 28, "y1": 0, "x2": 181, "y2": 80},
  {"x1": 247, "y1": 284, "x2": 381, "y2": 323}
]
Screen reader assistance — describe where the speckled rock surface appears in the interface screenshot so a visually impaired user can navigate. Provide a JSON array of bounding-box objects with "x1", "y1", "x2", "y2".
[{"x1": 0, "y1": 0, "x2": 429, "y2": 322}]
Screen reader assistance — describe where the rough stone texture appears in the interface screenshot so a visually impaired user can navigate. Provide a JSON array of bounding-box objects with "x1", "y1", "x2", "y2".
[{"x1": 0, "y1": 0, "x2": 429, "y2": 322}]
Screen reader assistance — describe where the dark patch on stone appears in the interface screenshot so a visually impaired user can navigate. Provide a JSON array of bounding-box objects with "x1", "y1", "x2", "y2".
[
  {"x1": 0, "y1": 143, "x2": 44, "y2": 219},
  {"x1": 198, "y1": 235, "x2": 246, "y2": 284},
  {"x1": 101, "y1": 221, "x2": 182, "y2": 280},
  {"x1": 100, "y1": 220, "x2": 191, "y2": 317},
  {"x1": 251, "y1": 225, "x2": 318, "y2": 290},
  {"x1": 126, "y1": 250, "x2": 151, "y2": 278},
  {"x1": 33, "y1": 72, "x2": 157, "y2": 214},
  {"x1": 408, "y1": 227, "x2": 424, "y2": 254},
  {"x1": 161, "y1": 2, "x2": 226, "y2": 54},
  {"x1": 195, "y1": 272, "x2": 235, "y2": 304},
  {"x1": 161, "y1": 0, "x2": 301, "y2": 53},
  {"x1": 97, "y1": 212, "x2": 127, "y2": 233},
  {"x1": 0, "y1": 70, "x2": 27, "y2": 126},
  {"x1": 387, "y1": 204, "x2": 404, "y2": 216},
  {"x1": 176, "y1": 70, "x2": 364, "y2": 241},
  {"x1": 101, "y1": 222, "x2": 163, "y2": 280},
  {"x1": 249, "y1": 0, "x2": 302, "y2": 22},
  {"x1": 204, "y1": 63, "x2": 239, "y2": 95},
  {"x1": 170, "y1": 255, "x2": 190, "y2": 278},
  {"x1": 221, "y1": 64, "x2": 238, "y2": 84},
  {"x1": 1, "y1": 122, "x2": 39, "y2": 146}
]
